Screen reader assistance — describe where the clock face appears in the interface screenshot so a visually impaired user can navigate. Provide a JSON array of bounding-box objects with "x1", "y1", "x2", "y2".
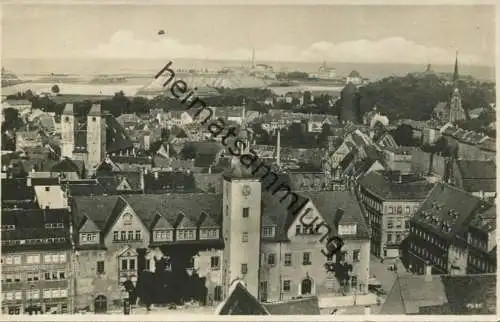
[{"x1": 242, "y1": 185, "x2": 252, "y2": 196}]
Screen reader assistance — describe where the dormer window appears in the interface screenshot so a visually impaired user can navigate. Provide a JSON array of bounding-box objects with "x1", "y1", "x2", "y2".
[
  {"x1": 262, "y1": 226, "x2": 275, "y2": 238},
  {"x1": 80, "y1": 232, "x2": 99, "y2": 244}
]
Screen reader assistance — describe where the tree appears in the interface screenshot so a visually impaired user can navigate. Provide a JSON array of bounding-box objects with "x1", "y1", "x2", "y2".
[
  {"x1": 391, "y1": 124, "x2": 418, "y2": 146},
  {"x1": 317, "y1": 123, "x2": 334, "y2": 148},
  {"x1": 3, "y1": 108, "x2": 23, "y2": 130},
  {"x1": 51, "y1": 84, "x2": 60, "y2": 94}
]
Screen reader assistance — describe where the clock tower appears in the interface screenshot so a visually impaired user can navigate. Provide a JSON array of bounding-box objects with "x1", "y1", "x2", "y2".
[{"x1": 222, "y1": 155, "x2": 262, "y2": 300}]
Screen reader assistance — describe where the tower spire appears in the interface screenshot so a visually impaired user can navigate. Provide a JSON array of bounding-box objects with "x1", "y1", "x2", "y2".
[{"x1": 453, "y1": 50, "x2": 459, "y2": 83}]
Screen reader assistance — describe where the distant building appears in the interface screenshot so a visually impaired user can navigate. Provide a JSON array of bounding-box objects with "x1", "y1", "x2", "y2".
[
  {"x1": 345, "y1": 70, "x2": 363, "y2": 86},
  {"x1": 60, "y1": 103, "x2": 134, "y2": 173}
]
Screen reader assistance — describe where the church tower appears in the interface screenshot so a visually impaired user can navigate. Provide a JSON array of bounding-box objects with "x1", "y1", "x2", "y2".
[
  {"x1": 222, "y1": 153, "x2": 262, "y2": 300},
  {"x1": 86, "y1": 103, "x2": 106, "y2": 171},
  {"x1": 449, "y1": 52, "x2": 466, "y2": 123},
  {"x1": 61, "y1": 103, "x2": 75, "y2": 159}
]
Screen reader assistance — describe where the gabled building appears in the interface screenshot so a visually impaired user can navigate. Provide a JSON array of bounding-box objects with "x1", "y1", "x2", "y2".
[{"x1": 70, "y1": 160, "x2": 372, "y2": 313}]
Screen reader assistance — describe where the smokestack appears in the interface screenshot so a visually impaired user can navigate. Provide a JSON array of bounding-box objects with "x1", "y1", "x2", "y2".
[
  {"x1": 144, "y1": 135, "x2": 150, "y2": 151},
  {"x1": 276, "y1": 129, "x2": 281, "y2": 167},
  {"x1": 425, "y1": 261, "x2": 432, "y2": 282}
]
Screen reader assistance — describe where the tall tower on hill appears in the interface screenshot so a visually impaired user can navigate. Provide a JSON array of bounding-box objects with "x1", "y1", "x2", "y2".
[
  {"x1": 61, "y1": 104, "x2": 75, "y2": 159},
  {"x1": 86, "y1": 104, "x2": 107, "y2": 170},
  {"x1": 222, "y1": 156, "x2": 262, "y2": 300}
]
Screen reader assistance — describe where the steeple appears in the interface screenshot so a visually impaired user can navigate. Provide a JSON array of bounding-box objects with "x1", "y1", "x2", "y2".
[{"x1": 453, "y1": 51, "x2": 459, "y2": 83}]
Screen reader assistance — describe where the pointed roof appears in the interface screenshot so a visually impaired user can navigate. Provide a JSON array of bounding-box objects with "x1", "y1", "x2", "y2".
[
  {"x1": 62, "y1": 103, "x2": 74, "y2": 116},
  {"x1": 88, "y1": 103, "x2": 102, "y2": 117},
  {"x1": 215, "y1": 280, "x2": 270, "y2": 315},
  {"x1": 116, "y1": 177, "x2": 133, "y2": 191},
  {"x1": 117, "y1": 245, "x2": 138, "y2": 257},
  {"x1": 453, "y1": 51, "x2": 459, "y2": 83},
  {"x1": 176, "y1": 213, "x2": 196, "y2": 228},
  {"x1": 152, "y1": 213, "x2": 174, "y2": 230},
  {"x1": 197, "y1": 211, "x2": 219, "y2": 228},
  {"x1": 79, "y1": 216, "x2": 101, "y2": 233}
]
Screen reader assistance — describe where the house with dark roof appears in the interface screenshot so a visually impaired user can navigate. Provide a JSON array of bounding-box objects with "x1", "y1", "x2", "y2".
[
  {"x1": 380, "y1": 272, "x2": 496, "y2": 315},
  {"x1": 405, "y1": 183, "x2": 486, "y2": 275},
  {"x1": 96, "y1": 155, "x2": 153, "y2": 173},
  {"x1": 358, "y1": 171, "x2": 434, "y2": 258},
  {"x1": 451, "y1": 159, "x2": 496, "y2": 200},
  {"x1": 1, "y1": 208, "x2": 73, "y2": 314},
  {"x1": 214, "y1": 279, "x2": 321, "y2": 315}
]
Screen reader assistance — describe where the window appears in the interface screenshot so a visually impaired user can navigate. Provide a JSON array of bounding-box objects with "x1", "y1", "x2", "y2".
[
  {"x1": 405, "y1": 220, "x2": 410, "y2": 229},
  {"x1": 242, "y1": 207, "x2": 250, "y2": 218},
  {"x1": 129, "y1": 259, "x2": 136, "y2": 270},
  {"x1": 268, "y1": 254, "x2": 276, "y2": 266},
  {"x1": 283, "y1": 280, "x2": 291, "y2": 292},
  {"x1": 405, "y1": 206, "x2": 411, "y2": 214},
  {"x1": 121, "y1": 231, "x2": 126, "y2": 240},
  {"x1": 121, "y1": 259, "x2": 128, "y2": 270},
  {"x1": 397, "y1": 206, "x2": 403, "y2": 214},
  {"x1": 128, "y1": 231, "x2": 134, "y2": 240},
  {"x1": 284, "y1": 253, "x2": 292, "y2": 266},
  {"x1": 210, "y1": 256, "x2": 220, "y2": 270},
  {"x1": 396, "y1": 220, "x2": 402, "y2": 229},
  {"x1": 387, "y1": 233, "x2": 392, "y2": 242},
  {"x1": 135, "y1": 230, "x2": 141, "y2": 240},
  {"x1": 113, "y1": 231, "x2": 119, "y2": 241},
  {"x1": 353, "y1": 250, "x2": 360, "y2": 262},
  {"x1": 262, "y1": 226, "x2": 274, "y2": 238},
  {"x1": 26, "y1": 255, "x2": 40, "y2": 264},
  {"x1": 388, "y1": 207, "x2": 393, "y2": 214},
  {"x1": 295, "y1": 225, "x2": 301, "y2": 235},
  {"x1": 97, "y1": 261, "x2": 105, "y2": 274},
  {"x1": 241, "y1": 264, "x2": 248, "y2": 274},
  {"x1": 45, "y1": 186, "x2": 50, "y2": 192},
  {"x1": 27, "y1": 272, "x2": 39, "y2": 282},
  {"x1": 242, "y1": 232, "x2": 248, "y2": 243},
  {"x1": 387, "y1": 220, "x2": 394, "y2": 229},
  {"x1": 302, "y1": 252, "x2": 311, "y2": 265},
  {"x1": 13, "y1": 256, "x2": 21, "y2": 265},
  {"x1": 396, "y1": 234, "x2": 401, "y2": 242}
]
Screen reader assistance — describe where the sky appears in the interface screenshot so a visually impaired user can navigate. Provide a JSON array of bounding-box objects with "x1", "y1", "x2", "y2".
[{"x1": 1, "y1": 4, "x2": 496, "y2": 66}]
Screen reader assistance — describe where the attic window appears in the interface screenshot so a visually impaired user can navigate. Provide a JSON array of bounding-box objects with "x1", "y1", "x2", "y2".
[
  {"x1": 45, "y1": 187, "x2": 50, "y2": 192},
  {"x1": 92, "y1": 117, "x2": 96, "y2": 121}
]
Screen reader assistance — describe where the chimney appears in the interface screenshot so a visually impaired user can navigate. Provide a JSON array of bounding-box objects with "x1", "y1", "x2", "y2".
[
  {"x1": 276, "y1": 129, "x2": 281, "y2": 167},
  {"x1": 140, "y1": 168, "x2": 145, "y2": 192},
  {"x1": 425, "y1": 261, "x2": 432, "y2": 282}
]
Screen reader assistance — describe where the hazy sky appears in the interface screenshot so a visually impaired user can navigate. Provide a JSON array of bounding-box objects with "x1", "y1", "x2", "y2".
[{"x1": 2, "y1": 5, "x2": 495, "y2": 65}]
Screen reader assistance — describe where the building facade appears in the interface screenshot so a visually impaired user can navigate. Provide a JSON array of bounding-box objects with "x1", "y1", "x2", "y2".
[
  {"x1": 358, "y1": 171, "x2": 434, "y2": 258},
  {"x1": 1, "y1": 209, "x2": 73, "y2": 315}
]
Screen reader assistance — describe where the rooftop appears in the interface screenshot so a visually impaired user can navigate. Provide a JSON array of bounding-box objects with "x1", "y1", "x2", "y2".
[
  {"x1": 380, "y1": 274, "x2": 496, "y2": 315},
  {"x1": 359, "y1": 171, "x2": 434, "y2": 201}
]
